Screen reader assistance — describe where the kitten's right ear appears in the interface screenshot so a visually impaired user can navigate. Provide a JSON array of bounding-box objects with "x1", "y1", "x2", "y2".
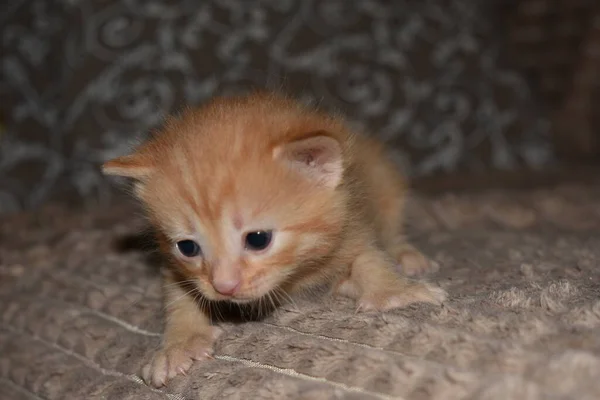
[{"x1": 102, "y1": 153, "x2": 154, "y2": 181}]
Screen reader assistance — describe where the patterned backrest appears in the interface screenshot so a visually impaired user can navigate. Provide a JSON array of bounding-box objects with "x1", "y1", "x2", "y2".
[{"x1": 0, "y1": 1, "x2": 554, "y2": 214}]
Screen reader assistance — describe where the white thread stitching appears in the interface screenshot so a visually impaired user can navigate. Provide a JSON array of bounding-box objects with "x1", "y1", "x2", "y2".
[
  {"x1": 214, "y1": 354, "x2": 404, "y2": 400},
  {"x1": 0, "y1": 325, "x2": 185, "y2": 400}
]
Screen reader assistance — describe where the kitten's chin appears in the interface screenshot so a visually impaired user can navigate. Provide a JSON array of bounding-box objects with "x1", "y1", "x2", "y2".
[
  {"x1": 230, "y1": 285, "x2": 278, "y2": 304},
  {"x1": 204, "y1": 292, "x2": 275, "y2": 305},
  {"x1": 200, "y1": 284, "x2": 278, "y2": 304},
  {"x1": 228, "y1": 296, "x2": 261, "y2": 305}
]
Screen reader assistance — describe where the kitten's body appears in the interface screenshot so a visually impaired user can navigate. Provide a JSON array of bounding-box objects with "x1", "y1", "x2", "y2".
[{"x1": 103, "y1": 92, "x2": 446, "y2": 387}]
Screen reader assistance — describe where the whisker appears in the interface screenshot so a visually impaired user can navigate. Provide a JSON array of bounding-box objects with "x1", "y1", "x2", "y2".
[
  {"x1": 270, "y1": 289, "x2": 281, "y2": 307},
  {"x1": 191, "y1": 289, "x2": 204, "y2": 318},
  {"x1": 164, "y1": 287, "x2": 198, "y2": 309},
  {"x1": 162, "y1": 279, "x2": 198, "y2": 289},
  {"x1": 258, "y1": 296, "x2": 265, "y2": 319},
  {"x1": 276, "y1": 287, "x2": 298, "y2": 310},
  {"x1": 266, "y1": 291, "x2": 277, "y2": 312},
  {"x1": 271, "y1": 288, "x2": 285, "y2": 308},
  {"x1": 217, "y1": 301, "x2": 226, "y2": 322},
  {"x1": 200, "y1": 296, "x2": 212, "y2": 321},
  {"x1": 273, "y1": 275, "x2": 301, "y2": 311},
  {"x1": 208, "y1": 299, "x2": 216, "y2": 322},
  {"x1": 199, "y1": 294, "x2": 212, "y2": 321}
]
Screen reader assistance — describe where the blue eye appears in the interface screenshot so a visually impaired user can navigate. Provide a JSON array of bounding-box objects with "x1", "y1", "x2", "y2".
[
  {"x1": 244, "y1": 231, "x2": 273, "y2": 251},
  {"x1": 176, "y1": 240, "x2": 202, "y2": 257}
]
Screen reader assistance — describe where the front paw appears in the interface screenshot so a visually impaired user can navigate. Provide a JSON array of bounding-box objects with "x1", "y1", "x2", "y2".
[
  {"x1": 357, "y1": 282, "x2": 447, "y2": 312},
  {"x1": 393, "y1": 244, "x2": 438, "y2": 277},
  {"x1": 141, "y1": 327, "x2": 222, "y2": 388}
]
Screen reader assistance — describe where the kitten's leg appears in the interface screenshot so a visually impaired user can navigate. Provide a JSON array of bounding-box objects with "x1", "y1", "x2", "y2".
[
  {"x1": 372, "y1": 178, "x2": 434, "y2": 276},
  {"x1": 337, "y1": 244, "x2": 446, "y2": 312},
  {"x1": 359, "y1": 136, "x2": 435, "y2": 277},
  {"x1": 378, "y1": 195, "x2": 435, "y2": 277},
  {"x1": 142, "y1": 271, "x2": 222, "y2": 388}
]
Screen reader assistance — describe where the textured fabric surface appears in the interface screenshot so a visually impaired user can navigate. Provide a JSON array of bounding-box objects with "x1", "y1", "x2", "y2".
[
  {"x1": 2, "y1": 183, "x2": 600, "y2": 400},
  {"x1": 0, "y1": 0, "x2": 554, "y2": 214}
]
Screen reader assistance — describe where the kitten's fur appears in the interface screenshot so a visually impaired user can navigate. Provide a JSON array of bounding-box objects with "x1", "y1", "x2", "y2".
[{"x1": 103, "y1": 91, "x2": 447, "y2": 387}]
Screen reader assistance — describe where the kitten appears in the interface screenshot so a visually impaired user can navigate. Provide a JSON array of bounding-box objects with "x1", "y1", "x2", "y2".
[{"x1": 102, "y1": 91, "x2": 447, "y2": 387}]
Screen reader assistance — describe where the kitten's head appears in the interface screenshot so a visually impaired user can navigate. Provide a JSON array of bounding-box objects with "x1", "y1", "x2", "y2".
[{"x1": 103, "y1": 92, "x2": 352, "y2": 303}]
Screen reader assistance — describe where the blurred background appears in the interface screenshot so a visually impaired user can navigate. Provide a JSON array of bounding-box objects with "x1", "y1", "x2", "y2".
[{"x1": 1, "y1": 0, "x2": 599, "y2": 215}]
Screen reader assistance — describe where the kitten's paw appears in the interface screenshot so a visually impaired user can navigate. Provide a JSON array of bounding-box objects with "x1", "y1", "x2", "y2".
[
  {"x1": 141, "y1": 327, "x2": 222, "y2": 388},
  {"x1": 393, "y1": 244, "x2": 438, "y2": 277},
  {"x1": 357, "y1": 282, "x2": 447, "y2": 312},
  {"x1": 334, "y1": 279, "x2": 360, "y2": 298}
]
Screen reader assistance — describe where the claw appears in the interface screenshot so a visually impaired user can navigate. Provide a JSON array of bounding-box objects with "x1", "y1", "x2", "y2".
[{"x1": 139, "y1": 332, "x2": 217, "y2": 388}]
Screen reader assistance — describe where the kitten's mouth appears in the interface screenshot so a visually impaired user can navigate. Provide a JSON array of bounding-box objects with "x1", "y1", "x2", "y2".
[
  {"x1": 229, "y1": 285, "x2": 277, "y2": 303},
  {"x1": 206, "y1": 291, "x2": 274, "y2": 305},
  {"x1": 212, "y1": 285, "x2": 279, "y2": 305}
]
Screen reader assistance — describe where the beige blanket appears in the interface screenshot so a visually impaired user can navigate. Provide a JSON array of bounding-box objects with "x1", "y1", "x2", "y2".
[{"x1": 2, "y1": 183, "x2": 600, "y2": 400}]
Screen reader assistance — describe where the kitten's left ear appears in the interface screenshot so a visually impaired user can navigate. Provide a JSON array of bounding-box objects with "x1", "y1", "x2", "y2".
[
  {"x1": 273, "y1": 133, "x2": 343, "y2": 188},
  {"x1": 102, "y1": 153, "x2": 154, "y2": 181}
]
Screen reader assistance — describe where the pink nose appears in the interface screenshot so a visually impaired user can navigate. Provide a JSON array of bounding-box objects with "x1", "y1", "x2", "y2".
[{"x1": 212, "y1": 279, "x2": 241, "y2": 296}]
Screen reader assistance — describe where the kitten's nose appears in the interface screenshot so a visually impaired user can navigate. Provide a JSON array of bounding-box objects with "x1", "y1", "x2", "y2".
[{"x1": 212, "y1": 279, "x2": 241, "y2": 296}]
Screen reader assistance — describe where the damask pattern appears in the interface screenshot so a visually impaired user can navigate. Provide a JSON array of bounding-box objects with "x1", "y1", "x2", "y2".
[{"x1": 0, "y1": 0, "x2": 555, "y2": 214}]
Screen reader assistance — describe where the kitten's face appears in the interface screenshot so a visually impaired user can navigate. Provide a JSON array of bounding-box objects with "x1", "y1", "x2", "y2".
[
  {"x1": 103, "y1": 94, "x2": 349, "y2": 303},
  {"x1": 143, "y1": 159, "x2": 345, "y2": 303}
]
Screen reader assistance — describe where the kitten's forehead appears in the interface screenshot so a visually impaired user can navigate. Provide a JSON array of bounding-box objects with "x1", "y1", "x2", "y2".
[
  {"x1": 139, "y1": 93, "x2": 346, "y2": 241},
  {"x1": 147, "y1": 158, "x2": 277, "y2": 230}
]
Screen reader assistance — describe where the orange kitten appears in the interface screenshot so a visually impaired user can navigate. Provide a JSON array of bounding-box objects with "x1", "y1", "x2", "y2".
[{"x1": 102, "y1": 91, "x2": 446, "y2": 387}]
